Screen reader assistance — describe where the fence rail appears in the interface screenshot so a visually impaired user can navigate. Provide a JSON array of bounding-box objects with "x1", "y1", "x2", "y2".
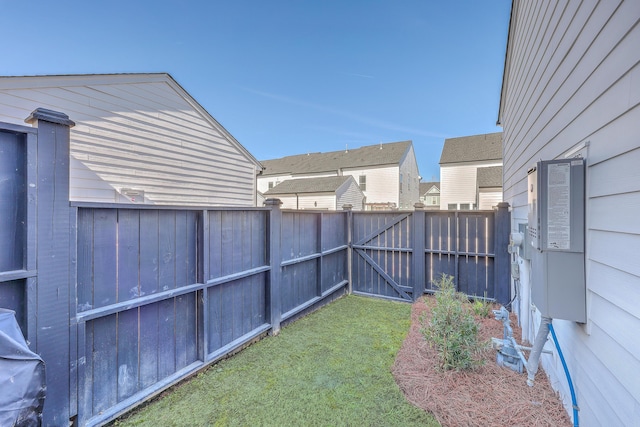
[{"x1": 0, "y1": 112, "x2": 509, "y2": 427}]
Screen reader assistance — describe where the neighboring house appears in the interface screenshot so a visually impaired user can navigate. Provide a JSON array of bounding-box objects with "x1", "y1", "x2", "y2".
[
  {"x1": 498, "y1": 1, "x2": 640, "y2": 425},
  {"x1": 0, "y1": 73, "x2": 262, "y2": 206},
  {"x1": 419, "y1": 181, "x2": 440, "y2": 209},
  {"x1": 476, "y1": 166, "x2": 503, "y2": 210},
  {"x1": 259, "y1": 141, "x2": 420, "y2": 210},
  {"x1": 439, "y1": 132, "x2": 502, "y2": 210},
  {"x1": 263, "y1": 176, "x2": 364, "y2": 210}
]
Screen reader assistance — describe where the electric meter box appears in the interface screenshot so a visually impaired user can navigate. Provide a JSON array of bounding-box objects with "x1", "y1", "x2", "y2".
[{"x1": 527, "y1": 158, "x2": 586, "y2": 323}]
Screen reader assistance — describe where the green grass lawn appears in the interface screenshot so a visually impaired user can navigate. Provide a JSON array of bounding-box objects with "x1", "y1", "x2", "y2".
[{"x1": 115, "y1": 295, "x2": 439, "y2": 427}]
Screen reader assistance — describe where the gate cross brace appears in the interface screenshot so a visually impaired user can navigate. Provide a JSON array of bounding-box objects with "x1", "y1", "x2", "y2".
[
  {"x1": 354, "y1": 214, "x2": 410, "y2": 246},
  {"x1": 355, "y1": 248, "x2": 412, "y2": 300}
]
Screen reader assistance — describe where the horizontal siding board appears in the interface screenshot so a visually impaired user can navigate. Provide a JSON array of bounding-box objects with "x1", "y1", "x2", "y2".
[
  {"x1": 0, "y1": 77, "x2": 257, "y2": 206},
  {"x1": 539, "y1": 320, "x2": 630, "y2": 427},
  {"x1": 589, "y1": 261, "x2": 640, "y2": 320},
  {"x1": 589, "y1": 191, "x2": 640, "y2": 234},
  {"x1": 589, "y1": 144, "x2": 640, "y2": 198},
  {"x1": 589, "y1": 294, "x2": 640, "y2": 380},
  {"x1": 588, "y1": 230, "x2": 640, "y2": 277},
  {"x1": 504, "y1": 3, "x2": 638, "y2": 184},
  {"x1": 585, "y1": 100, "x2": 640, "y2": 167}
]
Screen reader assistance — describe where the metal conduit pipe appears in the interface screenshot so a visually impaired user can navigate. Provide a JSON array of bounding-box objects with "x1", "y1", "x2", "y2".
[
  {"x1": 526, "y1": 316, "x2": 551, "y2": 387},
  {"x1": 508, "y1": 336, "x2": 528, "y2": 367}
]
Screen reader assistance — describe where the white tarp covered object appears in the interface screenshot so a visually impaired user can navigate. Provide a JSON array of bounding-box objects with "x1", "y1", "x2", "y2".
[{"x1": 0, "y1": 308, "x2": 45, "y2": 427}]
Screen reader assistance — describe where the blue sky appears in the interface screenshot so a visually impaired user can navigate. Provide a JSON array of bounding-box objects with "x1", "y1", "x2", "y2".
[{"x1": 1, "y1": 0, "x2": 511, "y2": 181}]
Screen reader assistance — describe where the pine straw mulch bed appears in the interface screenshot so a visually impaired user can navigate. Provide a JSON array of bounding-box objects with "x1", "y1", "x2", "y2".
[{"x1": 392, "y1": 296, "x2": 571, "y2": 427}]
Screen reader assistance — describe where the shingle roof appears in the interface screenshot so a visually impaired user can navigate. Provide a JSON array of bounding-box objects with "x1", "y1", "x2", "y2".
[
  {"x1": 439, "y1": 132, "x2": 502, "y2": 164},
  {"x1": 419, "y1": 181, "x2": 440, "y2": 195},
  {"x1": 260, "y1": 141, "x2": 412, "y2": 176},
  {"x1": 264, "y1": 176, "x2": 354, "y2": 195},
  {"x1": 477, "y1": 166, "x2": 503, "y2": 188}
]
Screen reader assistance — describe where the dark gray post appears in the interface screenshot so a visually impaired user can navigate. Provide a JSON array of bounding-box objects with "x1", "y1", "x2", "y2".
[
  {"x1": 342, "y1": 204, "x2": 353, "y2": 294},
  {"x1": 25, "y1": 109, "x2": 75, "y2": 426},
  {"x1": 412, "y1": 203, "x2": 426, "y2": 301},
  {"x1": 494, "y1": 202, "x2": 511, "y2": 305},
  {"x1": 265, "y1": 198, "x2": 283, "y2": 335}
]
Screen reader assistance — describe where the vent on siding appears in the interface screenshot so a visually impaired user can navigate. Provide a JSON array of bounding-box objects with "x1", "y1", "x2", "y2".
[{"x1": 119, "y1": 188, "x2": 145, "y2": 204}]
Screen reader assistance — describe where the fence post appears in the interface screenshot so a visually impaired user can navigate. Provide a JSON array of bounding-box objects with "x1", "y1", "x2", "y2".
[
  {"x1": 412, "y1": 203, "x2": 426, "y2": 301},
  {"x1": 494, "y1": 202, "x2": 511, "y2": 305},
  {"x1": 342, "y1": 204, "x2": 353, "y2": 295},
  {"x1": 24, "y1": 108, "x2": 75, "y2": 426},
  {"x1": 265, "y1": 198, "x2": 283, "y2": 335}
]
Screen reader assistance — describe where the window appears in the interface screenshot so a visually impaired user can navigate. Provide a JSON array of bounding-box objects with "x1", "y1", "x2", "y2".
[
  {"x1": 359, "y1": 175, "x2": 366, "y2": 191},
  {"x1": 268, "y1": 181, "x2": 274, "y2": 189},
  {"x1": 399, "y1": 174, "x2": 403, "y2": 193},
  {"x1": 448, "y1": 203, "x2": 457, "y2": 210},
  {"x1": 460, "y1": 203, "x2": 471, "y2": 210}
]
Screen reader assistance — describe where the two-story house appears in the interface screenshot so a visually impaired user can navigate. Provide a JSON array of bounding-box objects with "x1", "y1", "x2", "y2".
[
  {"x1": 258, "y1": 141, "x2": 420, "y2": 210},
  {"x1": 419, "y1": 181, "x2": 440, "y2": 210},
  {"x1": 439, "y1": 132, "x2": 503, "y2": 210}
]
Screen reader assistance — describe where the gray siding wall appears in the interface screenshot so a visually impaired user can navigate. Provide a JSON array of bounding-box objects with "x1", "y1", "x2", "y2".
[
  {"x1": 500, "y1": 1, "x2": 640, "y2": 424},
  {"x1": 398, "y1": 144, "x2": 420, "y2": 209},
  {"x1": 0, "y1": 74, "x2": 258, "y2": 206},
  {"x1": 337, "y1": 179, "x2": 364, "y2": 210}
]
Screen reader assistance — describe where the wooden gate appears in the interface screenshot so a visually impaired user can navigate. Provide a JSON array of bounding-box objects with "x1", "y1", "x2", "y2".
[
  {"x1": 351, "y1": 206, "x2": 510, "y2": 303},
  {"x1": 351, "y1": 213, "x2": 415, "y2": 301}
]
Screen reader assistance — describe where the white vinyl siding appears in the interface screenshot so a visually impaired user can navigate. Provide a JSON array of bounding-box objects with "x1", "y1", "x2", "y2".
[
  {"x1": 343, "y1": 166, "x2": 399, "y2": 207},
  {"x1": 440, "y1": 161, "x2": 502, "y2": 210},
  {"x1": 267, "y1": 179, "x2": 364, "y2": 211},
  {"x1": 257, "y1": 172, "x2": 335, "y2": 194},
  {"x1": 297, "y1": 195, "x2": 335, "y2": 210},
  {"x1": 275, "y1": 195, "x2": 299, "y2": 210},
  {"x1": 257, "y1": 174, "x2": 293, "y2": 194},
  {"x1": 0, "y1": 74, "x2": 259, "y2": 206},
  {"x1": 337, "y1": 179, "x2": 365, "y2": 210},
  {"x1": 478, "y1": 190, "x2": 502, "y2": 210},
  {"x1": 500, "y1": 1, "x2": 640, "y2": 424}
]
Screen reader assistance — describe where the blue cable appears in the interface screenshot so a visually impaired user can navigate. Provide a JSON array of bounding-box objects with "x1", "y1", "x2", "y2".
[{"x1": 548, "y1": 322, "x2": 579, "y2": 427}]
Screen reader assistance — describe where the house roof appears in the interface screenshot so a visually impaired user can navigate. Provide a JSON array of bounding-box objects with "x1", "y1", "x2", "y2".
[
  {"x1": 260, "y1": 141, "x2": 412, "y2": 176},
  {"x1": 419, "y1": 181, "x2": 440, "y2": 195},
  {"x1": 439, "y1": 132, "x2": 502, "y2": 165},
  {"x1": 264, "y1": 176, "x2": 355, "y2": 195},
  {"x1": 477, "y1": 166, "x2": 503, "y2": 188}
]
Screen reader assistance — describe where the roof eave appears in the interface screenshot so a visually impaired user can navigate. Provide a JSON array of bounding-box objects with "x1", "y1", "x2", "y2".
[{"x1": 497, "y1": 0, "x2": 516, "y2": 127}]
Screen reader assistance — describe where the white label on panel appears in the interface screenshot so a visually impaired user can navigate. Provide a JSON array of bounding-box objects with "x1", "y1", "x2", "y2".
[{"x1": 547, "y1": 163, "x2": 571, "y2": 250}]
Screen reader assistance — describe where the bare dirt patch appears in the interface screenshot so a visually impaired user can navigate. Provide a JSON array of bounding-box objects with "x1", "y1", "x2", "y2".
[{"x1": 392, "y1": 297, "x2": 571, "y2": 427}]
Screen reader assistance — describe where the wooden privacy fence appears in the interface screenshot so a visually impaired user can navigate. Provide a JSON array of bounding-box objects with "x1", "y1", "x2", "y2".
[
  {"x1": 0, "y1": 111, "x2": 510, "y2": 427},
  {"x1": 72, "y1": 204, "x2": 349, "y2": 426},
  {"x1": 351, "y1": 205, "x2": 510, "y2": 303}
]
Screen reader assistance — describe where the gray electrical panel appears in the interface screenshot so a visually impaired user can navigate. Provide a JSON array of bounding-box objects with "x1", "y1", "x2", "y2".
[{"x1": 527, "y1": 158, "x2": 586, "y2": 323}]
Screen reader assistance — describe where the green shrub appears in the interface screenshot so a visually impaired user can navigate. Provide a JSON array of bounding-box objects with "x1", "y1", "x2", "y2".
[
  {"x1": 471, "y1": 297, "x2": 492, "y2": 318},
  {"x1": 422, "y1": 274, "x2": 482, "y2": 371}
]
